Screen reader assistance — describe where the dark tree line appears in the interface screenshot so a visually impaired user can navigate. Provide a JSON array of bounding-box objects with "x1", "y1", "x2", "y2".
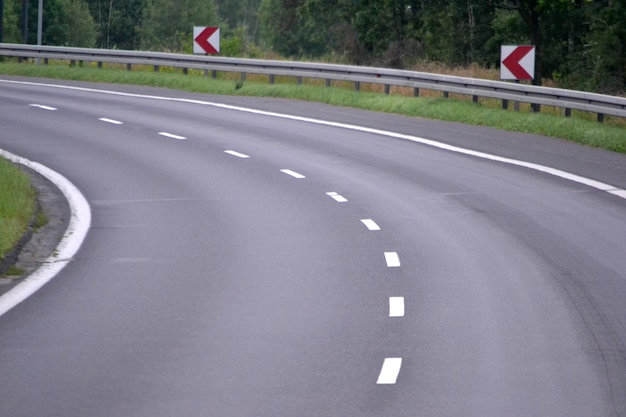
[{"x1": 1, "y1": 0, "x2": 624, "y2": 93}]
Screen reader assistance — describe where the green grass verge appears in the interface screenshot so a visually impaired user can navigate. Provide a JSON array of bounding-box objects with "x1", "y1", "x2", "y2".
[
  {"x1": 0, "y1": 61, "x2": 625, "y2": 152},
  {"x1": 0, "y1": 157, "x2": 35, "y2": 262}
]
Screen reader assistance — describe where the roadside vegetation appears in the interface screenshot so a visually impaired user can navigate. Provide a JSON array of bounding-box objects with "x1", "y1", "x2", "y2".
[
  {"x1": 2, "y1": 0, "x2": 625, "y2": 95},
  {"x1": 1, "y1": 60, "x2": 624, "y2": 153},
  {"x1": 0, "y1": 157, "x2": 35, "y2": 268}
]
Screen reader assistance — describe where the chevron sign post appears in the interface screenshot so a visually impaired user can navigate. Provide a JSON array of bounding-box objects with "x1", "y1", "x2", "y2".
[
  {"x1": 500, "y1": 45, "x2": 535, "y2": 81},
  {"x1": 193, "y1": 27, "x2": 220, "y2": 55}
]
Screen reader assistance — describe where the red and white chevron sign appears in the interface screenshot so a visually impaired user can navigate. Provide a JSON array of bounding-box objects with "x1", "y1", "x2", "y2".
[
  {"x1": 193, "y1": 26, "x2": 220, "y2": 55},
  {"x1": 500, "y1": 45, "x2": 535, "y2": 81}
]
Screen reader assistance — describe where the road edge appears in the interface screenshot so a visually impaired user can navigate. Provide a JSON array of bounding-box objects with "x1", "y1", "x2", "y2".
[{"x1": 0, "y1": 149, "x2": 91, "y2": 317}]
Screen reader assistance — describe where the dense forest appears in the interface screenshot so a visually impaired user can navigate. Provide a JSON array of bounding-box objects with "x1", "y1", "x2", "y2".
[{"x1": 0, "y1": 0, "x2": 624, "y2": 93}]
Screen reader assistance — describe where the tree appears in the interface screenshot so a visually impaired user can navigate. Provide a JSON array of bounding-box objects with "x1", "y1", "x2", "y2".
[
  {"x1": 492, "y1": 0, "x2": 581, "y2": 86},
  {"x1": 1, "y1": 0, "x2": 22, "y2": 42},
  {"x1": 260, "y1": 0, "x2": 302, "y2": 56},
  {"x1": 24, "y1": 0, "x2": 95, "y2": 46},
  {"x1": 86, "y1": 0, "x2": 146, "y2": 49},
  {"x1": 215, "y1": 0, "x2": 262, "y2": 43},
  {"x1": 57, "y1": 0, "x2": 97, "y2": 46},
  {"x1": 139, "y1": 0, "x2": 218, "y2": 52}
]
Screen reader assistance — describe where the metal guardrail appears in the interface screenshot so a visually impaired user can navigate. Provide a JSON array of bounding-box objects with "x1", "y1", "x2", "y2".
[{"x1": 1, "y1": 43, "x2": 625, "y2": 122}]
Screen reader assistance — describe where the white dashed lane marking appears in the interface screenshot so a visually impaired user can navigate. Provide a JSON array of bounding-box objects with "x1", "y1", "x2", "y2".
[
  {"x1": 360, "y1": 219, "x2": 380, "y2": 231},
  {"x1": 99, "y1": 118, "x2": 123, "y2": 125},
  {"x1": 326, "y1": 192, "x2": 348, "y2": 202},
  {"x1": 158, "y1": 132, "x2": 187, "y2": 140},
  {"x1": 389, "y1": 297, "x2": 405, "y2": 317},
  {"x1": 281, "y1": 169, "x2": 306, "y2": 179},
  {"x1": 384, "y1": 252, "x2": 401, "y2": 267},
  {"x1": 29, "y1": 104, "x2": 57, "y2": 111},
  {"x1": 224, "y1": 150, "x2": 250, "y2": 158},
  {"x1": 377, "y1": 358, "x2": 402, "y2": 384}
]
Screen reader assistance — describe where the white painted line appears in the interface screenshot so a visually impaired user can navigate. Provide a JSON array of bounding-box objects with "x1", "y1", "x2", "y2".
[
  {"x1": 8, "y1": 80, "x2": 624, "y2": 202},
  {"x1": 384, "y1": 252, "x2": 401, "y2": 267},
  {"x1": 98, "y1": 117, "x2": 123, "y2": 125},
  {"x1": 224, "y1": 150, "x2": 250, "y2": 158},
  {"x1": 326, "y1": 192, "x2": 348, "y2": 202},
  {"x1": 281, "y1": 169, "x2": 306, "y2": 179},
  {"x1": 377, "y1": 358, "x2": 402, "y2": 384},
  {"x1": 158, "y1": 131, "x2": 187, "y2": 140},
  {"x1": 0, "y1": 149, "x2": 91, "y2": 318},
  {"x1": 361, "y1": 219, "x2": 381, "y2": 231},
  {"x1": 389, "y1": 297, "x2": 405, "y2": 317},
  {"x1": 29, "y1": 104, "x2": 57, "y2": 111}
]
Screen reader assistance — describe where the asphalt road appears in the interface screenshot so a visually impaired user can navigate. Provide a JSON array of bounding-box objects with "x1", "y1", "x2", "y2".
[{"x1": 1, "y1": 77, "x2": 626, "y2": 417}]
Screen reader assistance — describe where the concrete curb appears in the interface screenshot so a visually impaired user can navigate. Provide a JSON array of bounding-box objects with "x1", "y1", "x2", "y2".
[{"x1": 0, "y1": 149, "x2": 91, "y2": 317}]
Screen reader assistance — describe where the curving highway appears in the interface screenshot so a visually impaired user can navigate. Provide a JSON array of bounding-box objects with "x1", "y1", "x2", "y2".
[{"x1": 1, "y1": 77, "x2": 626, "y2": 417}]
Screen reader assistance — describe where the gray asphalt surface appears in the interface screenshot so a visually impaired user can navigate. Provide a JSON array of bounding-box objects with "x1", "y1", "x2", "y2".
[{"x1": 1, "y1": 77, "x2": 626, "y2": 417}]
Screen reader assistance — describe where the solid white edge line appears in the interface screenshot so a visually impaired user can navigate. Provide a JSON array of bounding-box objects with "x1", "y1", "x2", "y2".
[
  {"x1": 158, "y1": 131, "x2": 187, "y2": 140},
  {"x1": 0, "y1": 149, "x2": 91, "y2": 317},
  {"x1": 384, "y1": 252, "x2": 401, "y2": 267},
  {"x1": 326, "y1": 192, "x2": 348, "y2": 202},
  {"x1": 377, "y1": 358, "x2": 402, "y2": 384},
  {"x1": 281, "y1": 169, "x2": 306, "y2": 179},
  {"x1": 361, "y1": 219, "x2": 381, "y2": 231},
  {"x1": 224, "y1": 150, "x2": 250, "y2": 158},
  {"x1": 98, "y1": 117, "x2": 123, "y2": 125},
  {"x1": 389, "y1": 297, "x2": 405, "y2": 317},
  {"x1": 5, "y1": 79, "x2": 624, "y2": 202}
]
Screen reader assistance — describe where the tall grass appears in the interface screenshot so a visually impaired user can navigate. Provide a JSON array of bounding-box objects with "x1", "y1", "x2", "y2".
[
  {"x1": 0, "y1": 158, "x2": 35, "y2": 263},
  {"x1": 0, "y1": 60, "x2": 624, "y2": 153}
]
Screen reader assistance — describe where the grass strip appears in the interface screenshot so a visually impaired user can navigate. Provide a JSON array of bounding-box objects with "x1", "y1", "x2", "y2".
[
  {"x1": 0, "y1": 157, "x2": 35, "y2": 264},
  {"x1": 0, "y1": 61, "x2": 624, "y2": 153}
]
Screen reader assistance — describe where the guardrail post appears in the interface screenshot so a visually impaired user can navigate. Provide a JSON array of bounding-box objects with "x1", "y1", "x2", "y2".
[
  {"x1": 297, "y1": 76, "x2": 302, "y2": 85},
  {"x1": 212, "y1": 70, "x2": 217, "y2": 79},
  {"x1": 1, "y1": 45, "x2": 623, "y2": 121}
]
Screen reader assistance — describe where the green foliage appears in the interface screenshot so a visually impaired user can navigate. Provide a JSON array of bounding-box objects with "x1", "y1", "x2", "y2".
[
  {"x1": 139, "y1": 0, "x2": 218, "y2": 52},
  {"x1": 2, "y1": 0, "x2": 22, "y2": 43},
  {"x1": 0, "y1": 157, "x2": 35, "y2": 261},
  {"x1": 85, "y1": 0, "x2": 146, "y2": 49},
  {"x1": 57, "y1": 0, "x2": 97, "y2": 47},
  {"x1": 215, "y1": 0, "x2": 262, "y2": 43},
  {"x1": 1, "y1": 0, "x2": 623, "y2": 93},
  {"x1": 22, "y1": 0, "x2": 97, "y2": 46},
  {"x1": 1, "y1": 61, "x2": 624, "y2": 152}
]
